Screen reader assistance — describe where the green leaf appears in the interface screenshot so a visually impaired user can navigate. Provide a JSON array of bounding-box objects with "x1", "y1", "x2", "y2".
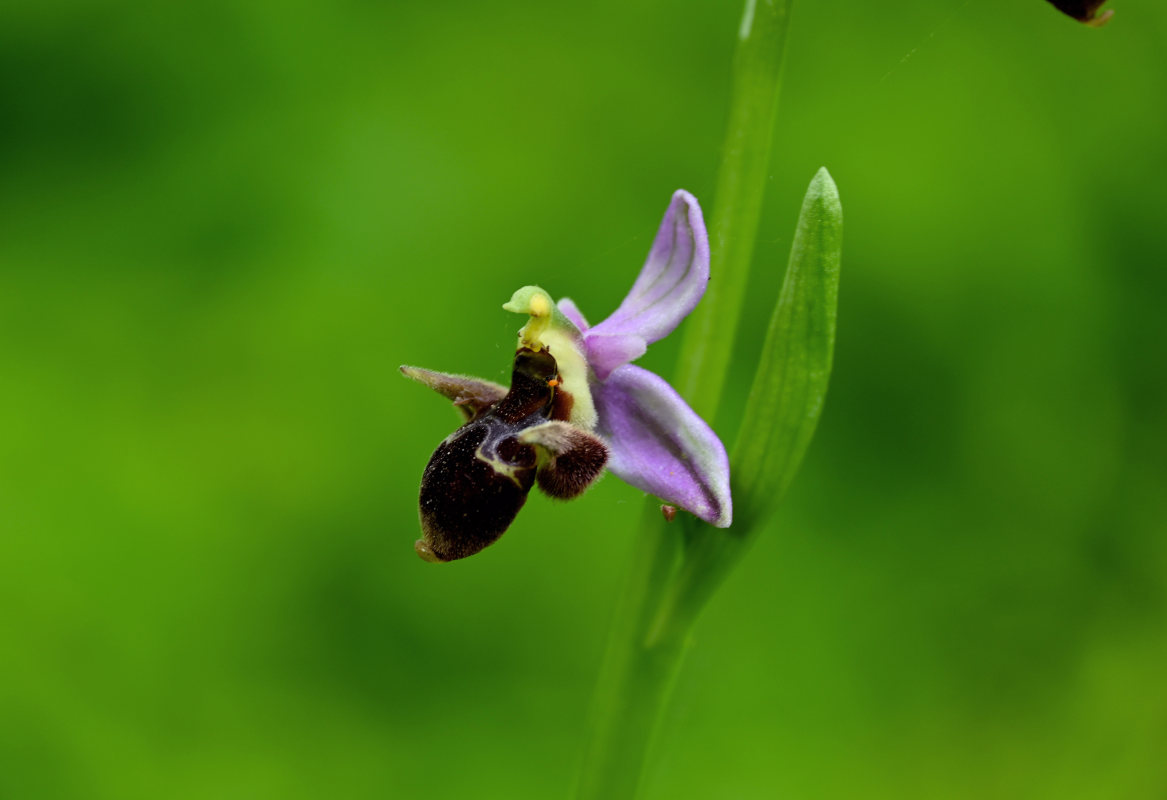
[{"x1": 731, "y1": 167, "x2": 842, "y2": 528}]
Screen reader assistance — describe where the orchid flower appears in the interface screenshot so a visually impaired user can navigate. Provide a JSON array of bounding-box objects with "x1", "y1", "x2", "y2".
[
  {"x1": 402, "y1": 190, "x2": 731, "y2": 562},
  {"x1": 545, "y1": 189, "x2": 731, "y2": 528}
]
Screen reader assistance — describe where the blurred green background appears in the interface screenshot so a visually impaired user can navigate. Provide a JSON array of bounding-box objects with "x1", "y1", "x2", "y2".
[{"x1": 2, "y1": 0, "x2": 1165, "y2": 797}]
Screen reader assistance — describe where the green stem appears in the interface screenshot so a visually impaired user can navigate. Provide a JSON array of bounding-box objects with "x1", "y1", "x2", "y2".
[
  {"x1": 574, "y1": 506, "x2": 688, "y2": 800},
  {"x1": 675, "y1": 0, "x2": 795, "y2": 424},
  {"x1": 575, "y1": 2, "x2": 794, "y2": 798}
]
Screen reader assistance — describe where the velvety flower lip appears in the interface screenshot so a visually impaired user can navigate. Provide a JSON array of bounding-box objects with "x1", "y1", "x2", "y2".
[{"x1": 559, "y1": 190, "x2": 732, "y2": 528}]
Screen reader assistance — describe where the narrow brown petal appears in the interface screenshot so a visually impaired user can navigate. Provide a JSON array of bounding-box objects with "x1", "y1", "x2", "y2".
[{"x1": 400, "y1": 365, "x2": 507, "y2": 422}]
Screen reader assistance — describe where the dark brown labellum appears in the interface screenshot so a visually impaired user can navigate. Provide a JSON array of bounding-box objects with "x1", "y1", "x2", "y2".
[
  {"x1": 417, "y1": 348, "x2": 559, "y2": 562},
  {"x1": 409, "y1": 345, "x2": 610, "y2": 563}
]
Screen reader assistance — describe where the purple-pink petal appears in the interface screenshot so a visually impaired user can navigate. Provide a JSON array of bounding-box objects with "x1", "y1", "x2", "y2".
[
  {"x1": 584, "y1": 334, "x2": 647, "y2": 381},
  {"x1": 557, "y1": 297, "x2": 590, "y2": 332},
  {"x1": 588, "y1": 189, "x2": 710, "y2": 347},
  {"x1": 593, "y1": 363, "x2": 731, "y2": 528}
]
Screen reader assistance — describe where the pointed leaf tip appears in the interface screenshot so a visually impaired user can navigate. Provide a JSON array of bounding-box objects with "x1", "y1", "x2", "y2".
[
  {"x1": 810, "y1": 167, "x2": 839, "y2": 204},
  {"x1": 730, "y1": 168, "x2": 842, "y2": 528}
]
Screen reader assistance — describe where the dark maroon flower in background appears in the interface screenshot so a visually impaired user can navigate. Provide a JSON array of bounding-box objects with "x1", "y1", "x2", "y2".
[{"x1": 1045, "y1": 0, "x2": 1114, "y2": 26}]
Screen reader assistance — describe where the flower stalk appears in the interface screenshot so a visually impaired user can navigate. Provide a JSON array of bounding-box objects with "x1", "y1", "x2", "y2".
[
  {"x1": 574, "y1": 2, "x2": 846, "y2": 798},
  {"x1": 674, "y1": 0, "x2": 796, "y2": 423},
  {"x1": 573, "y1": 504, "x2": 688, "y2": 800}
]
